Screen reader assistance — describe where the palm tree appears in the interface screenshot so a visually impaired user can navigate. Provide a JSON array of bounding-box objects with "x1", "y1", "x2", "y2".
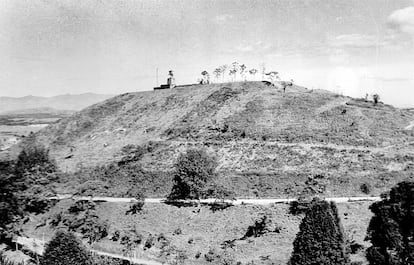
[
  {"x1": 231, "y1": 62, "x2": 239, "y2": 81},
  {"x1": 240, "y1": 64, "x2": 247, "y2": 81},
  {"x1": 265, "y1": 71, "x2": 280, "y2": 83},
  {"x1": 249, "y1": 68, "x2": 258, "y2": 80},
  {"x1": 220, "y1": 65, "x2": 228, "y2": 82},
  {"x1": 229, "y1": 69, "x2": 236, "y2": 82},
  {"x1": 213, "y1": 68, "x2": 221, "y2": 83}
]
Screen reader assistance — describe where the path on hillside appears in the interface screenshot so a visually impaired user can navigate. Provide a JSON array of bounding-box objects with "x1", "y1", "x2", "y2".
[
  {"x1": 165, "y1": 139, "x2": 410, "y2": 154},
  {"x1": 15, "y1": 236, "x2": 163, "y2": 265},
  {"x1": 50, "y1": 194, "x2": 381, "y2": 204}
]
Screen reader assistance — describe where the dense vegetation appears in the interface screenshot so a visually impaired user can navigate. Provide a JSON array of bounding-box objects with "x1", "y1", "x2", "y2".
[
  {"x1": 168, "y1": 148, "x2": 234, "y2": 200},
  {"x1": 365, "y1": 181, "x2": 414, "y2": 265},
  {"x1": 289, "y1": 199, "x2": 350, "y2": 265},
  {"x1": 0, "y1": 137, "x2": 58, "y2": 244},
  {"x1": 41, "y1": 230, "x2": 93, "y2": 265}
]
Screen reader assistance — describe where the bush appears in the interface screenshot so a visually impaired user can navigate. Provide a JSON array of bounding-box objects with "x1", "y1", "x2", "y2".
[
  {"x1": 289, "y1": 199, "x2": 312, "y2": 215},
  {"x1": 144, "y1": 234, "x2": 155, "y2": 250},
  {"x1": 50, "y1": 201, "x2": 109, "y2": 244},
  {"x1": 168, "y1": 148, "x2": 218, "y2": 200},
  {"x1": 15, "y1": 142, "x2": 56, "y2": 178},
  {"x1": 41, "y1": 230, "x2": 93, "y2": 265},
  {"x1": 360, "y1": 183, "x2": 371, "y2": 194},
  {"x1": 125, "y1": 189, "x2": 145, "y2": 215},
  {"x1": 365, "y1": 181, "x2": 414, "y2": 265},
  {"x1": 289, "y1": 199, "x2": 350, "y2": 265}
]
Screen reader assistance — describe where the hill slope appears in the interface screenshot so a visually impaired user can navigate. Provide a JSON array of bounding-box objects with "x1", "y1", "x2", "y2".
[{"x1": 35, "y1": 81, "x2": 414, "y2": 197}]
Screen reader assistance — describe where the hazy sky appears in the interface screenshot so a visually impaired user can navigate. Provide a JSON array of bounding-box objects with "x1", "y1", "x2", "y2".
[{"x1": 0, "y1": 0, "x2": 413, "y2": 107}]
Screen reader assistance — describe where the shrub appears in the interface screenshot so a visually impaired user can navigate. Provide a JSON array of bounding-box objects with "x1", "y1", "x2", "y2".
[
  {"x1": 15, "y1": 142, "x2": 56, "y2": 178},
  {"x1": 360, "y1": 183, "x2": 371, "y2": 194},
  {"x1": 144, "y1": 234, "x2": 155, "y2": 250},
  {"x1": 240, "y1": 215, "x2": 281, "y2": 240},
  {"x1": 168, "y1": 148, "x2": 218, "y2": 200},
  {"x1": 41, "y1": 230, "x2": 93, "y2": 265},
  {"x1": 51, "y1": 201, "x2": 109, "y2": 244},
  {"x1": 289, "y1": 199, "x2": 350, "y2": 265},
  {"x1": 365, "y1": 181, "x2": 414, "y2": 265},
  {"x1": 289, "y1": 199, "x2": 312, "y2": 215},
  {"x1": 125, "y1": 189, "x2": 145, "y2": 215}
]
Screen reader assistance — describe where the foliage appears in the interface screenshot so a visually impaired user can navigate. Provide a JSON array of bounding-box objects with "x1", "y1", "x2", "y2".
[
  {"x1": 41, "y1": 230, "x2": 93, "y2": 265},
  {"x1": 1, "y1": 140, "x2": 58, "y2": 244},
  {"x1": 365, "y1": 181, "x2": 414, "y2": 265},
  {"x1": 168, "y1": 148, "x2": 218, "y2": 200},
  {"x1": 360, "y1": 183, "x2": 371, "y2": 194},
  {"x1": 0, "y1": 251, "x2": 26, "y2": 265},
  {"x1": 125, "y1": 189, "x2": 145, "y2": 215},
  {"x1": 0, "y1": 161, "x2": 22, "y2": 242},
  {"x1": 289, "y1": 199, "x2": 350, "y2": 265},
  {"x1": 289, "y1": 199, "x2": 312, "y2": 215},
  {"x1": 241, "y1": 215, "x2": 281, "y2": 240},
  {"x1": 72, "y1": 161, "x2": 170, "y2": 198},
  {"x1": 50, "y1": 201, "x2": 109, "y2": 244}
]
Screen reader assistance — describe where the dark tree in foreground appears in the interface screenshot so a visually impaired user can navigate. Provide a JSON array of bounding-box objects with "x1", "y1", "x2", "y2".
[
  {"x1": 365, "y1": 181, "x2": 414, "y2": 265},
  {"x1": 168, "y1": 148, "x2": 217, "y2": 200},
  {"x1": 289, "y1": 199, "x2": 350, "y2": 265},
  {"x1": 41, "y1": 230, "x2": 93, "y2": 265}
]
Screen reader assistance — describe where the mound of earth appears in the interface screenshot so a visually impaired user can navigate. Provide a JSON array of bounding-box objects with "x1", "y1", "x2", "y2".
[{"x1": 31, "y1": 81, "x2": 414, "y2": 197}]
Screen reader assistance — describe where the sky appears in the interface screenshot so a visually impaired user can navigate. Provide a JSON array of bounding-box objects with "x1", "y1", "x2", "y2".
[{"x1": 0, "y1": 0, "x2": 413, "y2": 107}]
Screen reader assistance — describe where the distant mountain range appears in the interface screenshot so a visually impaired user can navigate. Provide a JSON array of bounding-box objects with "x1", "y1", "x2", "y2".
[{"x1": 0, "y1": 93, "x2": 115, "y2": 114}]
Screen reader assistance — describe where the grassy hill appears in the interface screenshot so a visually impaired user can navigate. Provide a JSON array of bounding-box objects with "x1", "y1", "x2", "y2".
[
  {"x1": 33, "y1": 81, "x2": 414, "y2": 197},
  {"x1": 17, "y1": 81, "x2": 414, "y2": 265}
]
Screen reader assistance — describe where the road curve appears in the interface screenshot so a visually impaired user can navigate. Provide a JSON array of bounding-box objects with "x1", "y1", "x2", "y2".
[{"x1": 49, "y1": 195, "x2": 381, "y2": 204}]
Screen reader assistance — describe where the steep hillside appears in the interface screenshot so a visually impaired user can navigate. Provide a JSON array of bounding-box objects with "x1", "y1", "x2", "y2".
[{"x1": 35, "y1": 82, "x2": 414, "y2": 197}]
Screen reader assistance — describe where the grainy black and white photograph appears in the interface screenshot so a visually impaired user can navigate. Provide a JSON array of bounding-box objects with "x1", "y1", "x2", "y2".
[{"x1": 1, "y1": 0, "x2": 414, "y2": 264}]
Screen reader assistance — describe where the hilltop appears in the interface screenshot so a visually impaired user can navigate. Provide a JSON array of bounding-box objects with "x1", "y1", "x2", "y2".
[{"x1": 33, "y1": 81, "x2": 414, "y2": 197}]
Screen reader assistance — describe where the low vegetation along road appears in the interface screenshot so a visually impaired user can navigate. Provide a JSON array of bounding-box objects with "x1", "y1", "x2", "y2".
[
  {"x1": 15, "y1": 236, "x2": 163, "y2": 265},
  {"x1": 50, "y1": 194, "x2": 381, "y2": 204}
]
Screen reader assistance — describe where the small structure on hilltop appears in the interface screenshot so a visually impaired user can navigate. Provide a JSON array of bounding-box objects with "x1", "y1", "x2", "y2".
[{"x1": 154, "y1": 70, "x2": 176, "y2": 90}]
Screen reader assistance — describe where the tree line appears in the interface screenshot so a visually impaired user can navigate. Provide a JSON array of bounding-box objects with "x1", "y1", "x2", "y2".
[{"x1": 199, "y1": 62, "x2": 282, "y2": 84}]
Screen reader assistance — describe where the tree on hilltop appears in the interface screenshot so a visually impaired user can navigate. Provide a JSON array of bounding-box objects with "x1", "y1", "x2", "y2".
[
  {"x1": 41, "y1": 230, "x2": 93, "y2": 265},
  {"x1": 365, "y1": 181, "x2": 414, "y2": 265},
  {"x1": 168, "y1": 148, "x2": 218, "y2": 200},
  {"x1": 220, "y1": 65, "x2": 228, "y2": 82},
  {"x1": 231, "y1": 62, "x2": 239, "y2": 81},
  {"x1": 240, "y1": 64, "x2": 247, "y2": 81},
  {"x1": 289, "y1": 199, "x2": 350, "y2": 265},
  {"x1": 249, "y1": 68, "x2": 258, "y2": 80},
  {"x1": 213, "y1": 68, "x2": 221, "y2": 83}
]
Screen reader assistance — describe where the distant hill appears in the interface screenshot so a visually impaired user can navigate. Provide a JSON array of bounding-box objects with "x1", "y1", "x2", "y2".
[
  {"x1": 32, "y1": 81, "x2": 414, "y2": 197},
  {"x1": 0, "y1": 93, "x2": 115, "y2": 114},
  {"x1": 0, "y1": 107, "x2": 74, "y2": 116}
]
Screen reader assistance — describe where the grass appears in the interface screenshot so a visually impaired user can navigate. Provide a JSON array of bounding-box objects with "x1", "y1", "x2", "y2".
[{"x1": 21, "y1": 200, "x2": 373, "y2": 265}]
